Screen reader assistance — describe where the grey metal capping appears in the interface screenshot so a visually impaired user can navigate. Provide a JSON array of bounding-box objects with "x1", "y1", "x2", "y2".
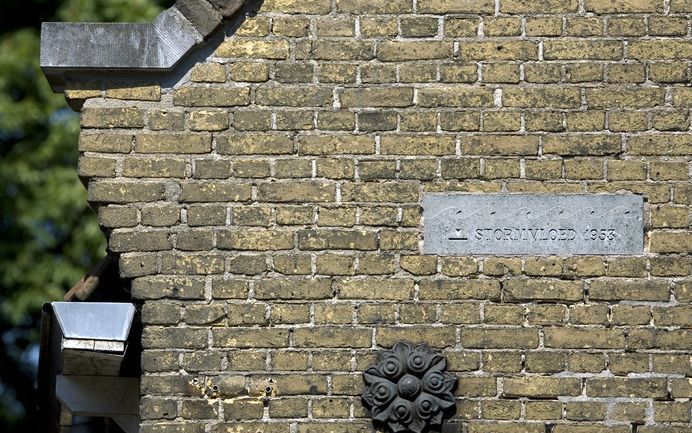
[
  {"x1": 40, "y1": 0, "x2": 246, "y2": 90},
  {"x1": 52, "y1": 302, "x2": 136, "y2": 342}
]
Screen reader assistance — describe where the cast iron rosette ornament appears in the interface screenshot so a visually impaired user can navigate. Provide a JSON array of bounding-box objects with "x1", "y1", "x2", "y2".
[{"x1": 362, "y1": 342, "x2": 457, "y2": 433}]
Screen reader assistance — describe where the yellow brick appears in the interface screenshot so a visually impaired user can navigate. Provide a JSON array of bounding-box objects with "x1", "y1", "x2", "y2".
[
  {"x1": 377, "y1": 41, "x2": 452, "y2": 61},
  {"x1": 607, "y1": 63, "x2": 646, "y2": 84},
  {"x1": 400, "y1": 16, "x2": 440, "y2": 38},
  {"x1": 218, "y1": 133, "x2": 292, "y2": 155},
  {"x1": 608, "y1": 111, "x2": 647, "y2": 132},
  {"x1": 256, "y1": 85, "x2": 332, "y2": 107},
  {"x1": 566, "y1": 17, "x2": 603, "y2": 37},
  {"x1": 400, "y1": 112, "x2": 437, "y2": 132},
  {"x1": 585, "y1": 0, "x2": 663, "y2": 13},
  {"x1": 462, "y1": 328, "x2": 539, "y2": 349},
  {"x1": 380, "y1": 134, "x2": 456, "y2": 155},
  {"x1": 258, "y1": 181, "x2": 335, "y2": 203},
  {"x1": 588, "y1": 88, "x2": 665, "y2": 108},
  {"x1": 504, "y1": 87, "x2": 581, "y2": 109},
  {"x1": 440, "y1": 111, "x2": 480, "y2": 131},
  {"x1": 376, "y1": 326, "x2": 456, "y2": 348},
  {"x1": 506, "y1": 181, "x2": 582, "y2": 194},
  {"x1": 608, "y1": 17, "x2": 647, "y2": 37},
  {"x1": 187, "y1": 110, "x2": 229, "y2": 131},
  {"x1": 545, "y1": 328, "x2": 626, "y2": 349},
  {"x1": 544, "y1": 40, "x2": 623, "y2": 60},
  {"x1": 418, "y1": 87, "x2": 494, "y2": 108},
  {"x1": 230, "y1": 62, "x2": 269, "y2": 82},
  {"x1": 294, "y1": 327, "x2": 371, "y2": 348},
  {"x1": 106, "y1": 85, "x2": 160, "y2": 101},
  {"x1": 525, "y1": 111, "x2": 564, "y2": 132},
  {"x1": 271, "y1": 16, "x2": 310, "y2": 37},
  {"x1": 671, "y1": 0, "x2": 692, "y2": 11},
  {"x1": 504, "y1": 279, "x2": 583, "y2": 302},
  {"x1": 652, "y1": 206, "x2": 690, "y2": 230},
  {"x1": 483, "y1": 158, "x2": 520, "y2": 179},
  {"x1": 482, "y1": 111, "x2": 521, "y2": 132},
  {"x1": 628, "y1": 134, "x2": 692, "y2": 156},
  {"x1": 629, "y1": 40, "x2": 692, "y2": 60},
  {"x1": 564, "y1": 159, "x2": 604, "y2": 180},
  {"x1": 640, "y1": 14, "x2": 685, "y2": 35},
  {"x1": 523, "y1": 64, "x2": 562, "y2": 84},
  {"x1": 297, "y1": 135, "x2": 374, "y2": 155},
  {"x1": 544, "y1": 135, "x2": 621, "y2": 156},
  {"x1": 461, "y1": 135, "x2": 539, "y2": 155},
  {"x1": 64, "y1": 87, "x2": 101, "y2": 102},
  {"x1": 460, "y1": 41, "x2": 538, "y2": 60},
  {"x1": 650, "y1": 161, "x2": 689, "y2": 180},
  {"x1": 314, "y1": 303, "x2": 354, "y2": 324},
  {"x1": 340, "y1": 87, "x2": 413, "y2": 108},
  {"x1": 318, "y1": 64, "x2": 357, "y2": 84},
  {"x1": 235, "y1": 16, "x2": 270, "y2": 37},
  {"x1": 440, "y1": 257, "x2": 478, "y2": 277},
  {"x1": 482, "y1": 63, "x2": 520, "y2": 83},
  {"x1": 440, "y1": 64, "x2": 478, "y2": 83},
  {"x1": 315, "y1": 16, "x2": 354, "y2": 37},
  {"x1": 483, "y1": 17, "x2": 522, "y2": 37},
  {"x1": 672, "y1": 87, "x2": 692, "y2": 107},
  {"x1": 525, "y1": 17, "x2": 563, "y2": 36},
  {"x1": 312, "y1": 40, "x2": 374, "y2": 61},
  {"x1": 589, "y1": 181, "x2": 671, "y2": 203},
  {"x1": 445, "y1": 17, "x2": 479, "y2": 37},
  {"x1": 190, "y1": 63, "x2": 227, "y2": 83},
  {"x1": 418, "y1": 0, "x2": 494, "y2": 13},
  {"x1": 566, "y1": 111, "x2": 606, "y2": 132},
  {"x1": 317, "y1": 207, "x2": 357, "y2": 227},
  {"x1": 216, "y1": 39, "x2": 289, "y2": 59},
  {"x1": 607, "y1": 160, "x2": 647, "y2": 180},
  {"x1": 502, "y1": 0, "x2": 577, "y2": 13},
  {"x1": 525, "y1": 159, "x2": 562, "y2": 180},
  {"x1": 263, "y1": 0, "x2": 332, "y2": 14},
  {"x1": 359, "y1": 17, "x2": 398, "y2": 37},
  {"x1": 336, "y1": 0, "x2": 412, "y2": 13},
  {"x1": 565, "y1": 63, "x2": 603, "y2": 82},
  {"x1": 172, "y1": 87, "x2": 250, "y2": 107},
  {"x1": 649, "y1": 231, "x2": 692, "y2": 253},
  {"x1": 419, "y1": 279, "x2": 501, "y2": 300},
  {"x1": 651, "y1": 110, "x2": 689, "y2": 131}
]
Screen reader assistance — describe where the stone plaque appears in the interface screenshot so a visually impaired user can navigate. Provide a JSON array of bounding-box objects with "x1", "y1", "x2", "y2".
[{"x1": 423, "y1": 194, "x2": 644, "y2": 255}]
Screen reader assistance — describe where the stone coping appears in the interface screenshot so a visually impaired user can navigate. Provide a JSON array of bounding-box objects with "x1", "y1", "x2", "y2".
[{"x1": 40, "y1": 0, "x2": 245, "y2": 91}]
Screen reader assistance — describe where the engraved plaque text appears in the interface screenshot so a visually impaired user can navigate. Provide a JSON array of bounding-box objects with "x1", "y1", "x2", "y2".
[{"x1": 423, "y1": 194, "x2": 644, "y2": 255}]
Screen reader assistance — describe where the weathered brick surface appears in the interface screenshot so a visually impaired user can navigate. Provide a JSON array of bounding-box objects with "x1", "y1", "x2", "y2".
[{"x1": 69, "y1": 1, "x2": 692, "y2": 431}]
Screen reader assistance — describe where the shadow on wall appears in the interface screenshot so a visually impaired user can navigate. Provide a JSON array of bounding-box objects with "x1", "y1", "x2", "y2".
[{"x1": 167, "y1": 0, "x2": 267, "y2": 88}]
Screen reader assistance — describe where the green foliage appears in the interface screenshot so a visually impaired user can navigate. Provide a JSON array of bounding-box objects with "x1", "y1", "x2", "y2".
[
  {"x1": 0, "y1": 1, "x2": 172, "y2": 431},
  {"x1": 57, "y1": 0, "x2": 169, "y2": 22}
]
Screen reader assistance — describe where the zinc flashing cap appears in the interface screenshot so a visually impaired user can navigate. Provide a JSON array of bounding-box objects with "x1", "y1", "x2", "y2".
[
  {"x1": 40, "y1": 0, "x2": 245, "y2": 91},
  {"x1": 51, "y1": 302, "x2": 136, "y2": 342}
]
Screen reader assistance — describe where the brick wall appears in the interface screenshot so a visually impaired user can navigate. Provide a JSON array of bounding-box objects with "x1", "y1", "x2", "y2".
[{"x1": 71, "y1": 0, "x2": 690, "y2": 432}]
